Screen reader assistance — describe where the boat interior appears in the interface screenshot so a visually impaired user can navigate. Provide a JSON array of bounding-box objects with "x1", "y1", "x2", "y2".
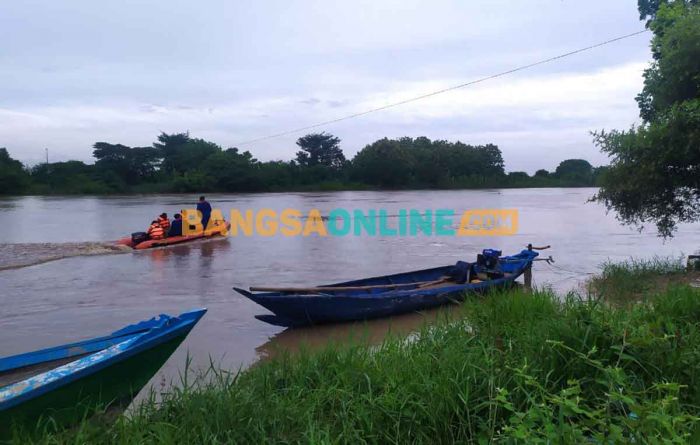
[
  {"x1": 247, "y1": 253, "x2": 526, "y2": 296},
  {"x1": 0, "y1": 353, "x2": 91, "y2": 389}
]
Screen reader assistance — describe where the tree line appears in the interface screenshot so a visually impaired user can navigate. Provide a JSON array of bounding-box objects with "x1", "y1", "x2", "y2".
[{"x1": 0, "y1": 133, "x2": 605, "y2": 195}]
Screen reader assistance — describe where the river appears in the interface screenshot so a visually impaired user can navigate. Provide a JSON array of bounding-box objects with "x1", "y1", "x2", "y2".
[{"x1": 1, "y1": 189, "x2": 699, "y2": 391}]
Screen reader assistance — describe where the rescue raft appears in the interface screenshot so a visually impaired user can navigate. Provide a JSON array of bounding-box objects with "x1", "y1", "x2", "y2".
[{"x1": 115, "y1": 221, "x2": 230, "y2": 250}]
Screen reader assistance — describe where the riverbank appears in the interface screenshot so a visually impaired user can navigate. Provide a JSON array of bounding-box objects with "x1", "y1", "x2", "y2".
[{"x1": 10, "y1": 259, "x2": 700, "y2": 443}]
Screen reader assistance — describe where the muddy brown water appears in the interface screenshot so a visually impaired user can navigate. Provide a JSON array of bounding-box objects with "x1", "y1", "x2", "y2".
[{"x1": 1, "y1": 189, "x2": 699, "y2": 396}]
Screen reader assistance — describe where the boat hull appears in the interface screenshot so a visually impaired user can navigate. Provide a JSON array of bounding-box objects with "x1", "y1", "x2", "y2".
[
  {"x1": 0, "y1": 309, "x2": 206, "y2": 436},
  {"x1": 2, "y1": 335, "x2": 186, "y2": 433},
  {"x1": 242, "y1": 274, "x2": 518, "y2": 327},
  {"x1": 236, "y1": 250, "x2": 537, "y2": 327}
]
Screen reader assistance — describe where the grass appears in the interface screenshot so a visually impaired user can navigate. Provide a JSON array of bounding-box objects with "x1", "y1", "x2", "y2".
[
  {"x1": 587, "y1": 256, "x2": 694, "y2": 304},
  {"x1": 9, "y1": 263, "x2": 700, "y2": 444}
]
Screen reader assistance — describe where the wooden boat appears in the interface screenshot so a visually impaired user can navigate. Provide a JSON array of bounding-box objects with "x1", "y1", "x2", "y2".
[
  {"x1": 235, "y1": 249, "x2": 539, "y2": 327},
  {"x1": 0, "y1": 309, "x2": 206, "y2": 435},
  {"x1": 115, "y1": 221, "x2": 230, "y2": 250}
]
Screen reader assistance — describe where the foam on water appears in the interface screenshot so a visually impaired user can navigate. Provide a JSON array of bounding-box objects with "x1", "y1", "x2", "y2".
[{"x1": 0, "y1": 242, "x2": 130, "y2": 270}]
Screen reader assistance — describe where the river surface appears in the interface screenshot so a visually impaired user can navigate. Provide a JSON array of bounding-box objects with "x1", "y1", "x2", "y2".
[{"x1": 1, "y1": 189, "x2": 699, "y2": 393}]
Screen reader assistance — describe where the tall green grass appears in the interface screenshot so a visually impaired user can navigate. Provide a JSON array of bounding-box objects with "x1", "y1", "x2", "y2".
[
  {"x1": 588, "y1": 256, "x2": 686, "y2": 303},
  {"x1": 15, "y1": 282, "x2": 700, "y2": 444}
]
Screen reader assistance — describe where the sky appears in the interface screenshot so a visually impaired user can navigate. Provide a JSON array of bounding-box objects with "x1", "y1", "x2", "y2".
[{"x1": 0, "y1": 0, "x2": 651, "y2": 173}]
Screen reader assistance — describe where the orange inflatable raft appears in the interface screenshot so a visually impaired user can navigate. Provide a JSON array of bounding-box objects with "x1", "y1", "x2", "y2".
[{"x1": 116, "y1": 221, "x2": 230, "y2": 250}]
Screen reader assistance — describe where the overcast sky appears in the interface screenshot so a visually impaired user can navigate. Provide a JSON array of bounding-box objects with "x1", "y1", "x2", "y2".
[{"x1": 1, "y1": 0, "x2": 651, "y2": 172}]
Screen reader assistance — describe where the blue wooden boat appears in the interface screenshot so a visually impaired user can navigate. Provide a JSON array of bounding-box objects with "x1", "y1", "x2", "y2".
[
  {"x1": 235, "y1": 249, "x2": 538, "y2": 327},
  {"x1": 0, "y1": 308, "x2": 206, "y2": 435}
]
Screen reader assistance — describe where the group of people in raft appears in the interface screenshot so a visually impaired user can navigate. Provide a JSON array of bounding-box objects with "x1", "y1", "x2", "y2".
[{"x1": 146, "y1": 196, "x2": 212, "y2": 240}]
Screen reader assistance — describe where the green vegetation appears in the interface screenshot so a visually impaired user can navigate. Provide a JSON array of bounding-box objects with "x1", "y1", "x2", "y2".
[
  {"x1": 12, "y1": 262, "x2": 700, "y2": 443},
  {"x1": 588, "y1": 256, "x2": 690, "y2": 304},
  {"x1": 0, "y1": 148, "x2": 31, "y2": 195},
  {"x1": 0, "y1": 133, "x2": 604, "y2": 195},
  {"x1": 594, "y1": 1, "x2": 700, "y2": 237}
]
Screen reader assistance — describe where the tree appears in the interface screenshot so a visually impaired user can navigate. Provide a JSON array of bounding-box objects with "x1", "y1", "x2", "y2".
[
  {"x1": 636, "y1": 2, "x2": 700, "y2": 122},
  {"x1": 593, "y1": 2, "x2": 700, "y2": 237},
  {"x1": 295, "y1": 133, "x2": 345, "y2": 169},
  {"x1": 171, "y1": 138, "x2": 222, "y2": 173},
  {"x1": 199, "y1": 148, "x2": 263, "y2": 191},
  {"x1": 401, "y1": 136, "x2": 443, "y2": 186},
  {"x1": 154, "y1": 132, "x2": 191, "y2": 173},
  {"x1": 30, "y1": 161, "x2": 110, "y2": 194},
  {"x1": 258, "y1": 160, "x2": 298, "y2": 190},
  {"x1": 350, "y1": 136, "x2": 506, "y2": 188},
  {"x1": 554, "y1": 159, "x2": 594, "y2": 184},
  {"x1": 351, "y1": 138, "x2": 413, "y2": 187},
  {"x1": 0, "y1": 148, "x2": 30, "y2": 194},
  {"x1": 637, "y1": 0, "x2": 698, "y2": 21},
  {"x1": 507, "y1": 171, "x2": 530, "y2": 185},
  {"x1": 153, "y1": 132, "x2": 222, "y2": 175},
  {"x1": 592, "y1": 166, "x2": 609, "y2": 186},
  {"x1": 470, "y1": 143, "x2": 505, "y2": 177},
  {"x1": 93, "y1": 142, "x2": 161, "y2": 184}
]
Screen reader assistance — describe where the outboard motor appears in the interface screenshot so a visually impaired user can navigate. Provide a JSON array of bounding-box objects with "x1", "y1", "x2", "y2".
[
  {"x1": 131, "y1": 232, "x2": 148, "y2": 245},
  {"x1": 477, "y1": 249, "x2": 501, "y2": 269},
  {"x1": 476, "y1": 249, "x2": 504, "y2": 279}
]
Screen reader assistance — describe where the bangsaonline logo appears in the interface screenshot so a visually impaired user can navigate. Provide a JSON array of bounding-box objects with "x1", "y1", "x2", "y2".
[{"x1": 183, "y1": 208, "x2": 518, "y2": 237}]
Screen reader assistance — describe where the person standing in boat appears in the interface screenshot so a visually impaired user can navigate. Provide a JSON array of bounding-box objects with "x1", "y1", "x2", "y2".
[
  {"x1": 197, "y1": 196, "x2": 212, "y2": 230},
  {"x1": 169, "y1": 213, "x2": 183, "y2": 237}
]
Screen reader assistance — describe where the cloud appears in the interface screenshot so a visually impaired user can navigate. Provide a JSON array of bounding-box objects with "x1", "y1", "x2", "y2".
[
  {"x1": 0, "y1": 61, "x2": 646, "y2": 169},
  {"x1": 352, "y1": 62, "x2": 645, "y2": 121},
  {"x1": 0, "y1": 0, "x2": 651, "y2": 171},
  {"x1": 300, "y1": 98, "x2": 322, "y2": 106}
]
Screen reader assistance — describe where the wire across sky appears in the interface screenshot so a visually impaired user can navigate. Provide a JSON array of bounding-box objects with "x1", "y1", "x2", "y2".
[{"x1": 233, "y1": 29, "x2": 649, "y2": 147}]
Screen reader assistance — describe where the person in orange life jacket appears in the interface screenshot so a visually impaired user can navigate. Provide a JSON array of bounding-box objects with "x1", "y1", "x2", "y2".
[
  {"x1": 157, "y1": 213, "x2": 170, "y2": 234},
  {"x1": 168, "y1": 213, "x2": 183, "y2": 237},
  {"x1": 147, "y1": 220, "x2": 165, "y2": 240}
]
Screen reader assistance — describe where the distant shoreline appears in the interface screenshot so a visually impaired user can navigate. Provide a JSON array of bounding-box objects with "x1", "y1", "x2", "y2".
[{"x1": 1, "y1": 184, "x2": 601, "y2": 198}]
